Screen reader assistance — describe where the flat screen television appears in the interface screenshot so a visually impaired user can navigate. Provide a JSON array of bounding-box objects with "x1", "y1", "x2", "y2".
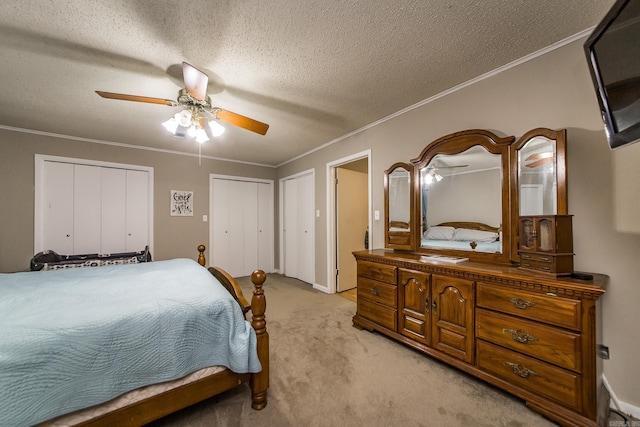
[{"x1": 584, "y1": 0, "x2": 640, "y2": 149}]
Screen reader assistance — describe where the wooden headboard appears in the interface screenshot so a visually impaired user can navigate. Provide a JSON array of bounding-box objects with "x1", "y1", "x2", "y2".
[{"x1": 436, "y1": 221, "x2": 500, "y2": 233}]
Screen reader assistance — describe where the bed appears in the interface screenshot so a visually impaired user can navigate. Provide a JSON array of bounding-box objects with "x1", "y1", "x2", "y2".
[
  {"x1": 421, "y1": 221, "x2": 501, "y2": 253},
  {"x1": 0, "y1": 248, "x2": 269, "y2": 427}
]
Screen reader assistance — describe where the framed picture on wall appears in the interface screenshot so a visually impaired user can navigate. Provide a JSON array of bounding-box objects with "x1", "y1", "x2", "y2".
[{"x1": 170, "y1": 190, "x2": 193, "y2": 216}]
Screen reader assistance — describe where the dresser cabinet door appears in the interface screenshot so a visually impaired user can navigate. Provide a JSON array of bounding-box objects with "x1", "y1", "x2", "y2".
[
  {"x1": 431, "y1": 275, "x2": 475, "y2": 363},
  {"x1": 399, "y1": 269, "x2": 430, "y2": 344}
]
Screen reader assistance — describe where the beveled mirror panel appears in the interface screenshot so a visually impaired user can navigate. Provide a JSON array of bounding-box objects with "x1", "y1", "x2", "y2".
[
  {"x1": 384, "y1": 162, "x2": 415, "y2": 250},
  {"x1": 510, "y1": 128, "x2": 567, "y2": 260},
  {"x1": 411, "y1": 129, "x2": 514, "y2": 264},
  {"x1": 419, "y1": 146, "x2": 503, "y2": 253}
]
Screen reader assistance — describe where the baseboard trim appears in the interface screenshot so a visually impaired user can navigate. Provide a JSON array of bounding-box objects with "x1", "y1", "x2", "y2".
[
  {"x1": 602, "y1": 374, "x2": 640, "y2": 419},
  {"x1": 313, "y1": 283, "x2": 330, "y2": 293}
]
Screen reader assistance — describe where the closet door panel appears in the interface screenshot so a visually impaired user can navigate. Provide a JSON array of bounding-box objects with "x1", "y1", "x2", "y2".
[
  {"x1": 257, "y1": 182, "x2": 273, "y2": 273},
  {"x1": 44, "y1": 162, "x2": 74, "y2": 254},
  {"x1": 242, "y1": 182, "x2": 259, "y2": 277},
  {"x1": 125, "y1": 170, "x2": 149, "y2": 251},
  {"x1": 73, "y1": 165, "x2": 101, "y2": 254},
  {"x1": 298, "y1": 173, "x2": 314, "y2": 284},
  {"x1": 212, "y1": 179, "x2": 230, "y2": 270},
  {"x1": 227, "y1": 180, "x2": 246, "y2": 277},
  {"x1": 283, "y1": 178, "x2": 299, "y2": 278},
  {"x1": 101, "y1": 168, "x2": 126, "y2": 254}
]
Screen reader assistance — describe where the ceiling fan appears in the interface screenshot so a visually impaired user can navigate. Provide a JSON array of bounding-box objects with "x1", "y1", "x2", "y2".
[{"x1": 96, "y1": 62, "x2": 269, "y2": 141}]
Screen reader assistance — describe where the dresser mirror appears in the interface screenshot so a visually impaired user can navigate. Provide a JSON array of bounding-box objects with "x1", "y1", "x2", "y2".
[
  {"x1": 384, "y1": 162, "x2": 415, "y2": 250},
  {"x1": 510, "y1": 128, "x2": 567, "y2": 260},
  {"x1": 410, "y1": 129, "x2": 515, "y2": 264}
]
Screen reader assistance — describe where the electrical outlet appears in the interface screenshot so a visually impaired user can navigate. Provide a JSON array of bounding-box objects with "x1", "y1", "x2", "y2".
[{"x1": 597, "y1": 344, "x2": 610, "y2": 359}]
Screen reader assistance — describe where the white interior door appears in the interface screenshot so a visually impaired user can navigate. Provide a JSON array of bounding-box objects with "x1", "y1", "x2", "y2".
[
  {"x1": 257, "y1": 182, "x2": 273, "y2": 273},
  {"x1": 283, "y1": 172, "x2": 314, "y2": 284},
  {"x1": 298, "y1": 173, "x2": 314, "y2": 284},
  {"x1": 44, "y1": 162, "x2": 74, "y2": 254},
  {"x1": 125, "y1": 170, "x2": 150, "y2": 252},
  {"x1": 284, "y1": 178, "x2": 299, "y2": 278},
  {"x1": 73, "y1": 165, "x2": 101, "y2": 254},
  {"x1": 242, "y1": 182, "x2": 259, "y2": 277},
  {"x1": 36, "y1": 155, "x2": 154, "y2": 256},
  {"x1": 101, "y1": 168, "x2": 126, "y2": 254},
  {"x1": 210, "y1": 176, "x2": 274, "y2": 277},
  {"x1": 211, "y1": 178, "x2": 230, "y2": 270}
]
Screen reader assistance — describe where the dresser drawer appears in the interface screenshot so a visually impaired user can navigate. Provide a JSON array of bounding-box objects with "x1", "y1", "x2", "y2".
[
  {"x1": 357, "y1": 277, "x2": 397, "y2": 307},
  {"x1": 476, "y1": 309, "x2": 580, "y2": 372},
  {"x1": 357, "y1": 298, "x2": 397, "y2": 331},
  {"x1": 388, "y1": 232, "x2": 410, "y2": 246},
  {"x1": 477, "y1": 283, "x2": 581, "y2": 331},
  {"x1": 519, "y1": 252, "x2": 574, "y2": 275},
  {"x1": 476, "y1": 340, "x2": 581, "y2": 411},
  {"x1": 358, "y1": 261, "x2": 397, "y2": 284}
]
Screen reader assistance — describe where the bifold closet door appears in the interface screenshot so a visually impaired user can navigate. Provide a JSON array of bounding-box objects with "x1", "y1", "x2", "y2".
[
  {"x1": 43, "y1": 162, "x2": 75, "y2": 254},
  {"x1": 283, "y1": 173, "x2": 314, "y2": 284},
  {"x1": 125, "y1": 170, "x2": 150, "y2": 252},
  {"x1": 41, "y1": 161, "x2": 150, "y2": 255},
  {"x1": 101, "y1": 168, "x2": 149, "y2": 254},
  {"x1": 211, "y1": 178, "x2": 272, "y2": 278}
]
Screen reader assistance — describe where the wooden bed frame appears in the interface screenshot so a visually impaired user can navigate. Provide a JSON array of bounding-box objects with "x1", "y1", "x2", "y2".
[
  {"x1": 48, "y1": 246, "x2": 269, "y2": 427},
  {"x1": 436, "y1": 221, "x2": 500, "y2": 234}
]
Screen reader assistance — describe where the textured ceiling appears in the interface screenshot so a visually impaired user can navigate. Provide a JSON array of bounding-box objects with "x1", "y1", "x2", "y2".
[{"x1": 0, "y1": 0, "x2": 613, "y2": 166}]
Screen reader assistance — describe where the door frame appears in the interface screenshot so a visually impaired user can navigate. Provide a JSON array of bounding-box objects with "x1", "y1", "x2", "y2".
[
  {"x1": 325, "y1": 150, "x2": 371, "y2": 294},
  {"x1": 34, "y1": 154, "x2": 154, "y2": 255},
  {"x1": 209, "y1": 174, "x2": 275, "y2": 274}
]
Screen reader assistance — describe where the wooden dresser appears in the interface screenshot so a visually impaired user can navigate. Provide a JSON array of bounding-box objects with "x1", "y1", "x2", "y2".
[{"x1": 353, "y1": 249, "x2": 607, "y2": 427}]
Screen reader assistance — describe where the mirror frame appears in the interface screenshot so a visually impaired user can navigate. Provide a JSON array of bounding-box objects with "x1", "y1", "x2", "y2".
[
  {"x1": 410, "y1": 129, "x2": 515, "y2": 264},
  {"x1": 509, "y1": 127, "x2": 568, "y2": 261},
  {"x1": 384, "y1": 162, "x2": 415, "y2": 250}
]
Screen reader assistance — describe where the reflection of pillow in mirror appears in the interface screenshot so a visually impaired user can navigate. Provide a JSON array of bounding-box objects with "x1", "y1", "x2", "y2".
[
  {"x1": 453, "y1": 228, "x2": 499, "y2": 242},
  {"x1": 424, "y1": 226, "x2": 456, "y2": 240}
]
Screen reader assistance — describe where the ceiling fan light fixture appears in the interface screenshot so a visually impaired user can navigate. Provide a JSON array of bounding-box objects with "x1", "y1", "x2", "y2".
[
  {"x1": 434, "y1": 171, "x2": 443, "y2": 182},
  {"x1": 175, "y1": 109, "x2": 192, "y2": 127},
  {"x1": 161, "y1": 117, "x2": 179, "y2": 134},
  {"x1": 208, "y1": 119, "x2": 225, "y2": 137},
  {"x1": 195, "y1": 127, "x2": 209, "y2": 144}
]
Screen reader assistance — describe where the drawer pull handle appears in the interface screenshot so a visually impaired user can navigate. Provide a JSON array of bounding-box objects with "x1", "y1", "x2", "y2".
[
  {"x1": 503, "y1": 361, "x2": 538, "y2": 379},
  {"x1": 503, "y1": 328, "x2": 538, "y2": 344},
  {"x1": 425, "y1": 296, "x2": 430, "y2": 313},
  {"x1": 509, "y1": 297, "x2": 535, "y2": 310},
  {"x1": 539, "y1": 257, "x2": 551, "y2": 262},
  {"x1": 432, "y1": 298, "x2": 438, "y2": 315},
  {"x1": 370, "y1": 286, "x2": 380, "y2": 296}
]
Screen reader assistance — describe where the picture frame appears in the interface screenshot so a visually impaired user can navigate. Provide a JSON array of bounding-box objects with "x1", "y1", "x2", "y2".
[{"x1": 170, "y1": 190, "x2": 193, "y2": 216}]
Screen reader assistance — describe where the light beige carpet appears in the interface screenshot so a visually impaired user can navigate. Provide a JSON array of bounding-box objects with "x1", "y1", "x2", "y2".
[{"x1": 150, "y1": 274, "x2": 558, "y2": 427}]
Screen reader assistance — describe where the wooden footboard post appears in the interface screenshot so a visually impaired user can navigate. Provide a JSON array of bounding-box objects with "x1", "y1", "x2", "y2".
[{"x1": 249, "y1": 270, "x2": 269, "y2": 410}]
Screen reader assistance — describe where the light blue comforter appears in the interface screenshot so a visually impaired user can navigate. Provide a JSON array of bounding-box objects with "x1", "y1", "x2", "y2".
[{"x1": 0, "y1": 258, "x2": 261, "y2": 426}]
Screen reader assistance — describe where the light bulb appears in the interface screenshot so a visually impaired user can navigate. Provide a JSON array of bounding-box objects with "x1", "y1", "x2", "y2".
[
  {"x1": 175, "y1": 110, "x2": 192, "y2": 127},
  {"x1": 161, "y1": 117, "x2": 178, "y2": 134},
  {"x1": 195, "y1": 127, "x2": 209, "y2": 143},
  {"x1": 187, "y1": 126, "x2": 197, "y2": 137},
  {"x1": 208, "y1": 119, "x2": 225, "y2": 137}
]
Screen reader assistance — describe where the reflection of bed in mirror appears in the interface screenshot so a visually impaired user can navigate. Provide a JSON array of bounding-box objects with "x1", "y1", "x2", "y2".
[
  {"x1": 421, "y1": 221, "x2": 501, "y2": 253},
  {"x1": 389, "y1": 220, "x2": 410, "y2": 231}
]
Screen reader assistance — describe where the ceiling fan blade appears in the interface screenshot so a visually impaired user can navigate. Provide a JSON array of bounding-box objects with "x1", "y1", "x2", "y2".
[
  {"x1": 525, "y1": 158, "x2": 552, "y2": 168},
  {"x1": 427, "y1": 164, "x2": 468, "y2": 169},
  {"x1": 525, "y1": 152, "x2": 553, "y2": 161},
  {"x1": 182, "y1": 62, "x2": 208, "y2": 101},
  {"x1": 215, "y1": 109, "x2": 269, "y2": 135},
  {"x1": 96, "y1": 91, "x2": 176, "y2": 106}
]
